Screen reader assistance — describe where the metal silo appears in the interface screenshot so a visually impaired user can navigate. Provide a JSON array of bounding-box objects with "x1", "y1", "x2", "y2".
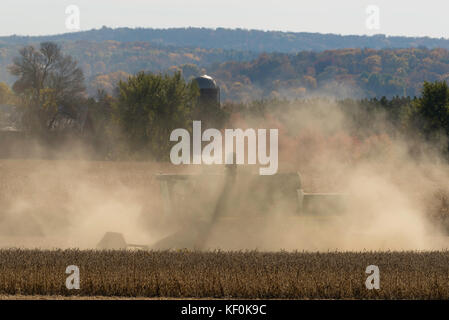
[{"x1": 193, "y1": 75, "x2": 220, "y2": 106}]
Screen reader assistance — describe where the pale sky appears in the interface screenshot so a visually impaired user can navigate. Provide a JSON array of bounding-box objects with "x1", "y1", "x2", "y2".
[{"x1": 0, "y1": 0, "x2": 448, "y2": 38}]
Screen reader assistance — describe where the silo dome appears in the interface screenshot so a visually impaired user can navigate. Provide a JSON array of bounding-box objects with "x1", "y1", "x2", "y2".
[
  {"x1": 193, "y1": 75, "x2": 218, "y2": 89},
  {"x1": 193, "y1": 75, "x2": 220, "y2": 105}
]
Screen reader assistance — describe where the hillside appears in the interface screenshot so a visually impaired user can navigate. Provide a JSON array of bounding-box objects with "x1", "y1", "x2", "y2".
[
  {"x1": 0, "y1": 40, "x2": 257, "y2": 89},
  {"x1": 208, "y1": 48, "x2": 449, "y2": 100},
  {"x1": 2, "y1": 27, "x2": 449, "y2": 52},
  {"x1": 2, "y1": 28, "x2": 449, "y2": 99}
]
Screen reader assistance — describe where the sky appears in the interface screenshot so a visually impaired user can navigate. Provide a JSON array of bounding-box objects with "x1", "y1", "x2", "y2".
[{"x1": 0, "y1": 0, "x2": 448, "y2": 38}]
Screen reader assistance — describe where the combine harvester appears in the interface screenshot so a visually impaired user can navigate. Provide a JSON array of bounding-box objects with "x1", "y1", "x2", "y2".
[
  {"x1": 97, "y1": 75, "x2": 348, "y2": 250},
  {"x1": 98, "y1": 163, "x2": 348, "y2": 250}
]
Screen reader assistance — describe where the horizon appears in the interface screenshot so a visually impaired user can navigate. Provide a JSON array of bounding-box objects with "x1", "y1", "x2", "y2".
[
  {"x1": 1, "y1": 0, "x2": 448, "y2": 38},
  {"x1": 1, "y1": 25, "x2": 448, "y2": 41}
]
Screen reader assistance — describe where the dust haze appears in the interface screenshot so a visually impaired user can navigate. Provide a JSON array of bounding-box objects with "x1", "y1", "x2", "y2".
[{"x1": 1, "y1": 98, "x2": 449, "y2": 251}]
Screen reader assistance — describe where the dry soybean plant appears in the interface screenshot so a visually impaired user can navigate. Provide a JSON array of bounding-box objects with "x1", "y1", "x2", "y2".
[{"x1": 0, "y1": 249, "x2": 449, "y2": 299}]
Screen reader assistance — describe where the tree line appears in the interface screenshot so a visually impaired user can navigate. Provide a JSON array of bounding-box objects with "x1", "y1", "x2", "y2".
[
  {"x1": 2, "y1": 42, "x2": 449, "y2": 161},
  {"x1": 4, "y1": 40, "x2": 449, "y2": 101}
]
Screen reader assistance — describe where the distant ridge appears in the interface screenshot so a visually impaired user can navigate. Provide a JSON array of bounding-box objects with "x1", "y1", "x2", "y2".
[
  {"x1": 1, "y1": 27, "x2": 449, "y2": 52},
  {"x1": 3, "y1": 27, "x2": 449, "y2": 100}
]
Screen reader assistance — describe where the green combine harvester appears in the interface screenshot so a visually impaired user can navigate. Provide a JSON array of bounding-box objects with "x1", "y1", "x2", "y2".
[
  {"x1": 97, "y1": 162, "x2": 348, "y2": 250},
  {"x1": 97, "y1": 75, "x2": 348, "y2": 250}
]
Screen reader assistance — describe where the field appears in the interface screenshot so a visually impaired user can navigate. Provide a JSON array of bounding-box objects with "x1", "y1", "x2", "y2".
[
  {"x1": 1, "y1": 160, "x2": 449, "y2": 299},
  {"x1": 0, "y1": 249, "x2": 449, "y2": 299}
]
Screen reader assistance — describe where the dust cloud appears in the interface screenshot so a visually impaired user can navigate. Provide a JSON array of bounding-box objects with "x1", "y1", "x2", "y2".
[{"x1": 1, "y1": 98, "x2": 449, "y2": 251}]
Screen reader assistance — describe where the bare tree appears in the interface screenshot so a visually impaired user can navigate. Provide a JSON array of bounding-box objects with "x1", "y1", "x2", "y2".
[{"x1": 8, "y1": 42, "x2": 85, "y2": 133}]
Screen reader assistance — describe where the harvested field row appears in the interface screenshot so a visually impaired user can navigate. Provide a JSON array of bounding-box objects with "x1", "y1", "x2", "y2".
[{"x1": 1, "y1": 249, "x2": 449, "y2": 299}]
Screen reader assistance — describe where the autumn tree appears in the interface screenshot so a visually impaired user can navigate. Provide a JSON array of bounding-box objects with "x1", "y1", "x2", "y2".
[
  {"x1": 8, "y1": 42, "x2": 85, "y2": 134},
  {"x1": 0, "y1": 82, "x2": 14, "y2": 105},
  {"x1": 408, "y1": 81, "x2": 449, "y2": 154},
  {"x1": 115, "y1": 71, "x2": 199, "y2": 160}
]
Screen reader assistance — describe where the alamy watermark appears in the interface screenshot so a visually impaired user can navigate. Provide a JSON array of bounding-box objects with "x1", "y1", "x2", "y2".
[
  {"x1": 365, "y1": 5, "x2": 380, "y2": 31},
  {"x1": 365, "y1": 265, "x2": 380, "y2": 290},
  {"x1": 65, "y1": 265, "x2": 80, "y2": 290},
  {"x1": 65, "y1": 5, "x2": 81, "y2": 31},
  {"x1": 170, "y1": 121, "x2": 279, "y2": 175}
]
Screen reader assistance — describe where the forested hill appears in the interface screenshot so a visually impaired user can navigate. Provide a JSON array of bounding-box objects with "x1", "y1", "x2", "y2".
[
  {"x1": 2, "y1": 27, "x2": 449, "y2": 52},
  {"x1": 3, "y1": 44, "x2": 449, "y2": 100},
  {"x1": 3, "y1": 28, "x2": 449, "y2": 100},
  {"x1": 208, "y1": 48, "x2": 449, "y2": 100},
  {"x1": 0, "y1": 41, "x2": 258, "y2": 88}
]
